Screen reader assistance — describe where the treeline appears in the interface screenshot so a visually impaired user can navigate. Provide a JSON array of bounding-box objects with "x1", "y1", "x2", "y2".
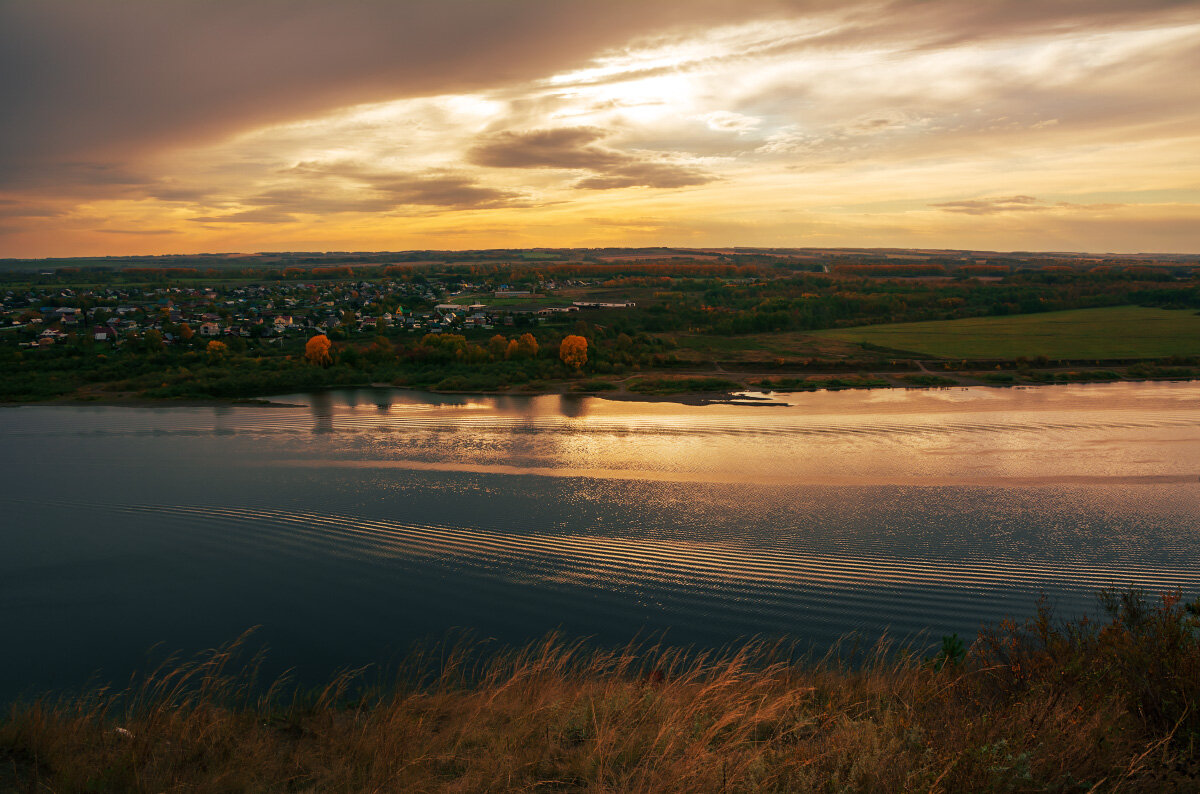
[
  {"x1": 0, "y1": 322, "x2": 675, "y2": 401},
  {"x1": 612, "y1": 271, "x2": 1200, "y2": 336}
]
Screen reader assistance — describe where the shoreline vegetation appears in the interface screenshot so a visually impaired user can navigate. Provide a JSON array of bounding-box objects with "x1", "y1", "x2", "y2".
[
  {"x1": 4, "y1": 251, "x2": 1200, "y2": 406},
  {"x1": 5, "y1": 367, "x2": 1200, "y2": 411},
  {"x1": 5, "y1": 351, "x2": 1200, "y2": 410},
  {"x1": 3, "y1": 589, "x2": 1198, "y2": 792}
]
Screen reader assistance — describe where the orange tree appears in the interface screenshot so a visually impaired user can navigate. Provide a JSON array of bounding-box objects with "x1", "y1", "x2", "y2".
[
  {"x1": 516, "y1": 333, "x2": 539, "y2": 357},
  {"x1": 205, "y1": 340, "x2": 228, "y2": 361},
  {"x1": 559, "y1": 335, "x2": 588, "y2": 372},
  {"x1": 305, "y1": 334, "x2": 333, "y2": 367}
]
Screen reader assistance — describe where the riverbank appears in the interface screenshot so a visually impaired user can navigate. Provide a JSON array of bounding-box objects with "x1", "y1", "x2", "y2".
[
  {"x1": 7, "y1": 362, "x2": 1199, "y2": 409},
  {"x1": 3, "y1": 590, "x2": 1197, "y2": 792}
]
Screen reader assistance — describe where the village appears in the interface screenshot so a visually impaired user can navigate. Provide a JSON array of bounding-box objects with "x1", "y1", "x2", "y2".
[{"x1": 0, "y1": 277, "x2": 636, "y2": 351}]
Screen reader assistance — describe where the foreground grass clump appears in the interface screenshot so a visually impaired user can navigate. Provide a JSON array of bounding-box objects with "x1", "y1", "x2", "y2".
[{"x1": 3, "y1": 590, "x2": 1199, "y2": 792}]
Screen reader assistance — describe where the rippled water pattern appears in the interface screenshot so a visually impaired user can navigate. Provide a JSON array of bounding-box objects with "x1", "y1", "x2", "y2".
[{"x1": 2, "y1": 382, "x2": 1199, "y2": 698}]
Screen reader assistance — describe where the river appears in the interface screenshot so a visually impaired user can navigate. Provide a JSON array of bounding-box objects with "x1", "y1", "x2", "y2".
[{"x1": 2, "y1": 381, "x2": 1198, "y2": 699}]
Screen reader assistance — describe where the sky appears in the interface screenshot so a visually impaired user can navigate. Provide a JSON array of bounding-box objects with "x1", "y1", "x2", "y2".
[{"x1": 2, "y1": 0, "x2": 1199, "y2": 257}]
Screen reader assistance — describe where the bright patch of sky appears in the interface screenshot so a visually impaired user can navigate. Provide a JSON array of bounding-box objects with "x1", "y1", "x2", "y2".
[{"x1": 2, "y1": 1, "x2": 1199, "y2": 255}]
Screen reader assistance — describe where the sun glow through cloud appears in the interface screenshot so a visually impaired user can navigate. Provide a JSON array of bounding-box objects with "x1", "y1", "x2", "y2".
[{"x1": 1, "y1": 0, "x2": 1198, "y2": 256}]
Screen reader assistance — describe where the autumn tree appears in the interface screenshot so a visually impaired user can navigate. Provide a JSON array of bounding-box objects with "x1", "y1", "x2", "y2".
[
  {"x1": 365, "y1": 335, "x2": 397, "y2": 365},
  {"x1": 305, "y1": 334, "x2": 333, "y2": 367},
  {"x1": 487, "y1": 334, "x2": 509, "y2": 360},
  {"x1": 559, "y1": 334, "x2": 588, "y2": 372},
  {"x1": 206, "y1": 340, "x2": 228, "y2": 361},
  {"x1": 516, "y1": 333, "x2": 539, "y2": 357},
  {"x1": 179, "y1": 323, "x2": 194, "y2": 341}
]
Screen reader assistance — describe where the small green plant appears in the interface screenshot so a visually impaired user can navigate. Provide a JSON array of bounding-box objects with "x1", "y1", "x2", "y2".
[{"x1": 930, "y1": 632, "x2": 967, "y2": 670}]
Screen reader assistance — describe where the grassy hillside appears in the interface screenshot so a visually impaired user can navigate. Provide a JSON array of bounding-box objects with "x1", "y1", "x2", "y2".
[
  {"x1": 3, "y1": 590, "x2": 1198, "y2": 792},
  {"x1": 815, "y1": 306, "x2": 1200, "y2": 359}
]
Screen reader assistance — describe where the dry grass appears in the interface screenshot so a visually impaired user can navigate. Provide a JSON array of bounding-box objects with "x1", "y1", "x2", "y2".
[{"x1": 3, "y1": 590, "x2": 1199, "y2": 793}]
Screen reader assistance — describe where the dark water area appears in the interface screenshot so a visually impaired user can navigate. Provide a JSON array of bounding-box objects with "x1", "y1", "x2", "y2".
[{"x1": 2, "y1": 382, "x2": 1199, "y2": 701}]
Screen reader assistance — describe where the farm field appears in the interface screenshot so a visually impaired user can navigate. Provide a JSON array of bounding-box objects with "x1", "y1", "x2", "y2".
[{"x1": 814, "y1": 306, "x2": 1200, "y2": 359}]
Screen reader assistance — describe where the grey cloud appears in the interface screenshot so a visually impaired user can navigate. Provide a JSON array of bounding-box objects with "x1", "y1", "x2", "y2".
[
  {"x1": 932, "y1": 196, "x2": 1128, "y2": 215},
  {"x1": 470, "y1": 128, "x2": 624, "y2": 170},
  {"x1": 469, "y1": 127, "x2": 714, "y2": 189},
  {"x1": 933, "y1": 195, "x2": 1046, "y2": 214},
  {"x1": 361, "y1": 175, "x2": 523, "y2": 209},
  {"x1": 93, "y1": 228, "x2": 177, "y2": 235},
  {"x1": 190, "y1": 168, "x2": 527, "y2": 223},
  {"x1": 279, "y1": 165, "x2": 527, "y2": 210},
  {"x1": 0, "y1": 199, "x2": 64, "y2": 219},
  {"x1": 574, "y1": 163, "x2": 713, "y2": 190},
  {"x1": 0, "y1": 0, "x2": 804, "y2": 191},
  {"x1": 190, "y1": 209, "x2": 298, "y2": 225}
]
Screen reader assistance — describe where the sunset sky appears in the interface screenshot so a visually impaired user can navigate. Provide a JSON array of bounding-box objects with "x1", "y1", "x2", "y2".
[{"x1": 2, "y1": 0, "x2": 1199, "y2": 257}]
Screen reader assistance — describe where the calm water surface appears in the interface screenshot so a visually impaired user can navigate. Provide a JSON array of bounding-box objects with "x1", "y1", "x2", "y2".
[{"x1": 2, "y1": 382, "x2": 1199, "y2": 699}]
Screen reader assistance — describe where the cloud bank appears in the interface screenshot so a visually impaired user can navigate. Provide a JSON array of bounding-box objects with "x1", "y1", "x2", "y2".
[{"x1": 1, "y1": 0, "x2": 1198, "y2": 254}]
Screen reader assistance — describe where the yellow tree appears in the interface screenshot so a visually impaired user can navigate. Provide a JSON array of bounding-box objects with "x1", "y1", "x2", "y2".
[
  {"x1": 516, "y1": 333, "x2": 539, "y2": 357},
  {"x1": 305, "y1": 334, "x2": 333, "y2": 367},
  {"x1": 559, "y1": 335, "x2": 588, "y2": 372},
  {"x1": 488, "y1": 334, "x2": 508, "y2": 360},
  {"x1": 206, "y1": 340, "x2": 228, "y2": 361}
]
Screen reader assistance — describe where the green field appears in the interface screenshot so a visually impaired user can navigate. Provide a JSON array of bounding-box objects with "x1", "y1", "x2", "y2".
[{"x1": 815, "y1": 306, "x2": 1200, "y2": 359}]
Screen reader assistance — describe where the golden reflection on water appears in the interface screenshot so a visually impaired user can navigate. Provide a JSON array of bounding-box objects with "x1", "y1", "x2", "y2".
[{"x1": 281, "y1": 382, "x2": 1200, "y2": 488}]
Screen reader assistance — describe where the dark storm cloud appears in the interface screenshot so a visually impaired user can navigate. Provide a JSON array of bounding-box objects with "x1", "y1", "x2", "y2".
[
  {"x1": 0, "y1": 0, "x2": 804, "y2": 190},
  {"x1": 469, "y1": 127, "x2": 714, "y2": 189}
]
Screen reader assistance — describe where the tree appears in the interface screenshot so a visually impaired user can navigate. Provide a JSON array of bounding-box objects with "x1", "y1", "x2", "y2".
[
  {"x1": 179, "y1": 323, "x2": 194, "y2": 341},
  {"x1": 305, "y1": 334, "x2": 333, "y2": 367},
  {"x1": 559, "y1": 334, "x2": 588, "y2": 372},
  {"x1": 488, "y1": 334, "x2": 508, "y2": 360},
  {"x1": 366, "y1": 335, "x2": 397, "y2": 365},
  {"x1": 206, "y1": 340, "x2": 228, "y2": 361},
  {"x1": 516, "y1": 333, "x2": 539, "y2": 357}
]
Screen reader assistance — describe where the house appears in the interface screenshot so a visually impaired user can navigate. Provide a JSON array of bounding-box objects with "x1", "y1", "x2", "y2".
[{"x1": 199, "y1": 322, "x2": 221, "y2": 337}]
